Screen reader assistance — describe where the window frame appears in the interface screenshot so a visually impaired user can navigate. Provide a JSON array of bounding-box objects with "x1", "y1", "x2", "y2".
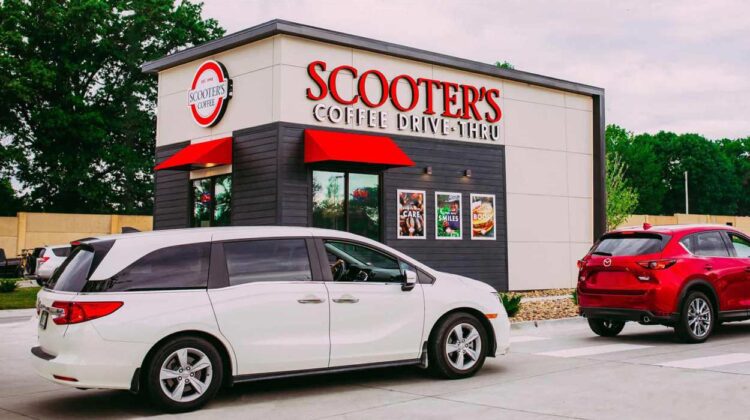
[
  {"x1": 190, "y1": 174, "x2": 232, "y2": 228},
  {"x1": 309, "y1": 167, "x2": 384, "y2": 241},
  {"x1": 313, "y1": 237, "x2": 420, "y2": 285},
  {"x1": 208, "y1": 237, "x2": 324, "y2": 289},
  {"x1": 679, "y1": 230, "x2": 733, "y2": 258}
]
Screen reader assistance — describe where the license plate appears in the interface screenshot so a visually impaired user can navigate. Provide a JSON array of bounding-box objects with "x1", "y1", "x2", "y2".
[{"x1": 39, "y1": 311, "x2": 48, "y2": 330}]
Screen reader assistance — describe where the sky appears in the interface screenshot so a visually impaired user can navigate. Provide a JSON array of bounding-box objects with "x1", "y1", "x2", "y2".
[{"x1": 199, "y1": 0, "x2": 750, "y2": 140}]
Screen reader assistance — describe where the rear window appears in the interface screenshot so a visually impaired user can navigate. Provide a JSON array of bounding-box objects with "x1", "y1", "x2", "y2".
[
  {"x1": 592, "y1": 233, "x2": 668, "y2": 256},
  {"x1": 48, "y1": 240, "x2": 114, "y2": 292},
  {"x1": 52, "y1": 247, "x2": 71, "y2": 258}
]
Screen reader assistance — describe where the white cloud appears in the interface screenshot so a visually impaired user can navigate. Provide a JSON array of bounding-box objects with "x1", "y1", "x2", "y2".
[{"x1": 200, "y1": 0, "x2": 750, "y2": 139}]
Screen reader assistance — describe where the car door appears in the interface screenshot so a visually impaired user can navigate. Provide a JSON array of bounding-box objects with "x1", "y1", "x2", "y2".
[
  {"x1": 207, "y1": 237, "x2": 330, "y2": 375},
  {"x1": 683, "y1": 231, "x2": 746, "y2": 311},
  {"x1": 725, "y1": 232, "x2": 750, "y2": 308},
  {"x1": 317, "y1": 238, "x2": 424, "y2": 367}
]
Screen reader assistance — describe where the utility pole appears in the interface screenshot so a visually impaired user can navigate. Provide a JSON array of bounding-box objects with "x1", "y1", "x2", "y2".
[{"x1": 684, "y1": 171, "x2": 689, "y2": 214}]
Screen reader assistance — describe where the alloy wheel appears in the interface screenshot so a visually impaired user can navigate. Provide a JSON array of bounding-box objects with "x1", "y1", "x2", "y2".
[
  {"x1": 445, "y1": 323, "x2": 482, "y2": 371},
  {"x1": 159, "y1": 347, "x2": 213, "y2": 403},
  {"x1": 687, "y1": 297, "x2": 711, "y2": 338}
]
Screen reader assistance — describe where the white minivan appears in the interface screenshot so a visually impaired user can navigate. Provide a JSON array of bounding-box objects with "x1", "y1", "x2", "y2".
[{"x1": 32, "y1": 227, "x2": 509, "y2": 412}]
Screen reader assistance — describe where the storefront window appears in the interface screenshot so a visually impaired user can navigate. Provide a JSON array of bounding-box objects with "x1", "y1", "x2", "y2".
[
  {"x1": 312, "y1": 171, "x2": 379, "y2": 240},
  {"x1": 192, "y1": 175, "x2": 232, "y2": 227}
]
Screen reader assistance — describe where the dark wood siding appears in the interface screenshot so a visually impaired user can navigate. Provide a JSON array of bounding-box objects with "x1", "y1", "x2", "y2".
[
  {"x1": 154, "y1": 141, "x2": 190, "y2": 230},
  {"x1": 232, "y1": 124, "x2": 279, "y2": 225},
  {"x1": 275, "y1": 123, "x2": 508, "y2": 291}
]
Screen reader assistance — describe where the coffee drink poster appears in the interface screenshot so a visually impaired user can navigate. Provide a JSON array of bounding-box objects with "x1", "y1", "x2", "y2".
[
  {"x1": 470, "y1": 194, "x2": 496, "y2": 240},
  {"x1": 397, "y1": 189, "x2": 426, "y2": 239},
  {"x1": 435, "y1": 192, "x2": 462, "y2": 239}
]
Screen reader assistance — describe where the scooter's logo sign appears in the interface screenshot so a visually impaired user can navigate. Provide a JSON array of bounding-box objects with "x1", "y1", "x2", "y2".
[{"x1": 188, "y1": 60, "x2": 232, "y2": 127}]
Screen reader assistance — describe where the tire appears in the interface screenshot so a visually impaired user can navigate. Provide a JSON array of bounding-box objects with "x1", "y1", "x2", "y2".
[
  {"x1": 675, "y1": 291, "x2": 714, "y2": 343},
  {"x1": 428, "y1": 313, "x2": 488, "y2": 379},
  {"x1": 144, "y1": 336, "x2": 223, "y2": 413},
  {"x1": 587, "y1": 318, "x2": 625, "y2": 337}
]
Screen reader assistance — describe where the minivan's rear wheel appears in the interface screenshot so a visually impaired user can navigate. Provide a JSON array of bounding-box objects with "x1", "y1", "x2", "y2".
[
  {"x1": 675, "y1": 291, "x2": 714, "y2": 343},
  {"x1": 587, "y1": 319, "x2": 625, "y2": 337},
  {"x1": 145, "y1": 337, "x2": 223, "y2": 412},
  {"x1": 428, "y1": 313, "x2": 488, "y2": 379}
]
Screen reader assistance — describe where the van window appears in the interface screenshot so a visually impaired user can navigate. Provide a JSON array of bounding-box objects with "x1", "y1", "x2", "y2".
[
  {"x1": 83, "y1": 243, "x2": 210, "y2": 292},
  {"x1": 48, "y1": 240, "x2": 114, "y2": 292},
  {"x1": 681, "y1": 232, "x2": 730, "y2": 257},
  {"x1": 223, "y1": 239, "x2": 312, "y2": 286},
  {"x1": 52, "y1": 247, "x2": 71, "y2": 258}
]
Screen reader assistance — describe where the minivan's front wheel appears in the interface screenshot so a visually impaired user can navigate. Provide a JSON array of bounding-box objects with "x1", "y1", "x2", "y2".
[
  {"x1": 587, "y1": 319, "x2": 625, "y2": 337},
  {"x1": 145, "y1": 337, "x2": 223, "y2": 412},
  {"x1": 428, "y1": 313, "x2": 488, "y2": 379},
  {"x1": 675, "y1": 291, "x2": 714, "y2": 343}
]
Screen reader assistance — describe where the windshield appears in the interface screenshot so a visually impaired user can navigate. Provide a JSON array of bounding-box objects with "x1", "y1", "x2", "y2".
[
  {"x1": 592, "y1": 233, "x2": 668, "y2": 257},
  {"x1": 47, "y1": 247, "x2": 95, "y2": 292}
]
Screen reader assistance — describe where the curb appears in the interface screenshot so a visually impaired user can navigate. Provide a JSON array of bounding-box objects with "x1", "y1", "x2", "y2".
[
  {"x1": 0, "y1": 308, "x2": 35, "y2": 319},
  {"x1": 521, "y1": 295, "x2": 572, "y2": 303},
  {"x1": 511, "y1": 316, "x2": 584, "y2": 330}
]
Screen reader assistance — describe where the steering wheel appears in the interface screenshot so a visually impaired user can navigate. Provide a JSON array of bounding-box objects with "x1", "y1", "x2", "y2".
[{"x1": 331, "y1": 259, "x2": 347, "y2": 281}]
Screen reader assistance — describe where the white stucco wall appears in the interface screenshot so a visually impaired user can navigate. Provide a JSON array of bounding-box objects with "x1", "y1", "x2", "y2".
[{"x1": 155, "y1": 34, "x2": 595, "y2": 290}]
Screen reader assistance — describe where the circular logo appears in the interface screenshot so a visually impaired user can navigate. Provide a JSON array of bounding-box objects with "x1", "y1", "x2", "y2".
[
  {"x1": 603, "y1": 258, "x2": 612, "y2": 267},
  {"x1": 187, "y1": 60, "x2": 232, "y2": 127}
]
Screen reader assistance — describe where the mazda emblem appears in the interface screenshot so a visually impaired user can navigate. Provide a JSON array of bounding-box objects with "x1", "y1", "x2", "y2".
[{"x1": 603, "y1": 258, "x2": 612, "y2": 267}]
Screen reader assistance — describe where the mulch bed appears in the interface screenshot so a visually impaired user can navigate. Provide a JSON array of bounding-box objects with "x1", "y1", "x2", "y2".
[{"x1": 510, "y1": 298, "x2": 579, "y2": 323}]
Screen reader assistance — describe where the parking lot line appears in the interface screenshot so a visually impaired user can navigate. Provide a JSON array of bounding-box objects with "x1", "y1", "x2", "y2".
[
  {"x1": 657, "y1": 353, "x2": 750, "y2": 369},
  {"x1": 535, "y1": 343, "x2": 652, "y2": 358},
  {"x1": 509, "y1": 335, "x2": 549, "y2": 343}
]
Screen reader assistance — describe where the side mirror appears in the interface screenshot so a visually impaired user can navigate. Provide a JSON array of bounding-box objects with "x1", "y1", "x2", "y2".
[{"x1": 402, "y1": 270, "x2": 417, "y2": 291}]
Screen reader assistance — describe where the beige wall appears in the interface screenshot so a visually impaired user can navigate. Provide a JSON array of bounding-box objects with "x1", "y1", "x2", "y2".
[
  {"x1": 0, "y1": 213, "x2": 152, "y2": 257},
  {"x1": 156, "y1": 33, "x2": 597, "y2": 292},
  {"x1": 620, "y1": 214, "x2": 750, "y2": 235}
]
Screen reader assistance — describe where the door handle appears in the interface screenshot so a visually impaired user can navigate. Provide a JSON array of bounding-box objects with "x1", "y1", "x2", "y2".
[
  {"x1": 744, "y1": 267, "x2": 750, "y2": 273},
  {"x1": 332, "y1": 296, "x2": 359, "y2": 304},
  {"x1": 297, "y1": 297, "x2": 325, "y2": 304},
  {"x1": 704, "y1": 264, "x2": 713, "y2": 271}
]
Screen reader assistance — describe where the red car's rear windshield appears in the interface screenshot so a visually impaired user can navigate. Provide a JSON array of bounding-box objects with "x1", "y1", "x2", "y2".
[{"x1": 591, "y1": 233, "x2": 670, "y2": 257}]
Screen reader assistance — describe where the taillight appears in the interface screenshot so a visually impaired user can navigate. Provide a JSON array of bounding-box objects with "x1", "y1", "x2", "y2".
[
  {"x1": 38, "y1": 256, "x2": 50, "y2": 266},
  {"x1": 577, "y1": 259, "x2": 587, "y2": 270},
  {"x1": 51, "y1": 301, "x2": 123, "y2": 325},
  {"x1": 637, "y1": 259, "x2": 676, "y2": 270}
]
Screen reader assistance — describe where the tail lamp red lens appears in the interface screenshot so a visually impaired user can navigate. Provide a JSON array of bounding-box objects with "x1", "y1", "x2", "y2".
[
  {"x1": 51, "y1": 301, "x2": 123, "y2": 325},
  {"x1": 637, "y1": 259, "x2": 676, "y2": 270},
  {"x1": 39, "y1": 256, "x2": 50, "y2": 266},
  {"x1": 577, "y1": 259, "x2": 587, "y2": 270}
]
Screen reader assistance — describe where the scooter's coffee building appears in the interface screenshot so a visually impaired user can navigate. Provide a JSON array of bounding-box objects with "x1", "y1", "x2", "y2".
[{"x1": 144, "y1": 20, "x2": 605, "y2": 291}]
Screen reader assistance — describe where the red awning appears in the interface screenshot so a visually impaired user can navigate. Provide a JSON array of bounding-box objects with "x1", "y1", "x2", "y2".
[
  {"x1": 304, "y1": 130, "x2": 414, "y2": 167},
  {"x1": 155, "y1": 137, "x2": 232, "y2": 171}
]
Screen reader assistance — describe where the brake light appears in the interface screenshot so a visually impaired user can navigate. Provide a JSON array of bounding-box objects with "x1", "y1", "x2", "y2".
[
  {"x1": 51, "y1": 301, "x2": 123, "y2": 325},
  {"x1": 577, "y1": 259, "x2": 587, "y2": 270},
  {"x1": 38, "y1": 256, "x2": 50, "y2": 266},
  {"x1": 637, "y1": 259, "x2": 676, "y2": 270}
]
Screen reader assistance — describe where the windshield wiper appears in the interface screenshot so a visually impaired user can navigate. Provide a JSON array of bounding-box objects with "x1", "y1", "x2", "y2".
[{"x1": 591, "y1": 251, "x2": 612, "y2": 256}]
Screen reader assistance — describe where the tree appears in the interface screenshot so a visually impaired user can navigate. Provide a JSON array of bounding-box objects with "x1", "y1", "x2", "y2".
[
  {"x1": 495, "y1": 61, "x2": 515, "y2": 70},
  {"x1": 0, "y1": 0, "x2": 224, "y2": 214},
  {"x1": 606, "y1": 151, "x2": 639, "y2": 230}
]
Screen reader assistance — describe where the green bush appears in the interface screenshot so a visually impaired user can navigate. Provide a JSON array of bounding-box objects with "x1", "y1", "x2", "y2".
[
  {"x1": 0, "y1": 279, "x2": 18, "y2": 293},
  {"x1": 571, "y1": 289, "x2": 579, "y2": 305},
  {"x1": 500, "y1": 293, "x2": 522, "y2": 317}
]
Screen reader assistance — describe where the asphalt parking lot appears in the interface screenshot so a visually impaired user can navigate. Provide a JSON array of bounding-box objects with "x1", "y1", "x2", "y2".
[{"x1": 5, "y1": 314, "x2": 750, "y2": 419}]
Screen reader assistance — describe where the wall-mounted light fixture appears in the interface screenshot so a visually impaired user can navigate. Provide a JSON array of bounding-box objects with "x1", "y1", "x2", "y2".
[
  {"x1": 464, "y1": 169, "x2": 472, "y2": 177},
  {"x1": 424, "y1": 166, "x2": 433, "y2": 175}
]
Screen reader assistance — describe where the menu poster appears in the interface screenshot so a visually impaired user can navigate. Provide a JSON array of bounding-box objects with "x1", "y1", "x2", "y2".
[
  {"x1": 470, "y1": 194, "x2": 496, "y2": 240},
  {"x1": 397, "y1": 189, "x2": 426, "y2": 239},
  {"x1": 435, "y1": 192, "x2": 462, "y2": 239}
]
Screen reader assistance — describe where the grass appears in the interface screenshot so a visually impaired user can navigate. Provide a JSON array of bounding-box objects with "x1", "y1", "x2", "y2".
[{"x1": 0, "y1": 285, "x2": 40, "y2": 310}]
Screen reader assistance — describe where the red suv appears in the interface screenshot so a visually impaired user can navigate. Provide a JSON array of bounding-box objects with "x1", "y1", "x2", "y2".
[{"x1": 578, "y1": 224, "x2": 750, "y2": 343}]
